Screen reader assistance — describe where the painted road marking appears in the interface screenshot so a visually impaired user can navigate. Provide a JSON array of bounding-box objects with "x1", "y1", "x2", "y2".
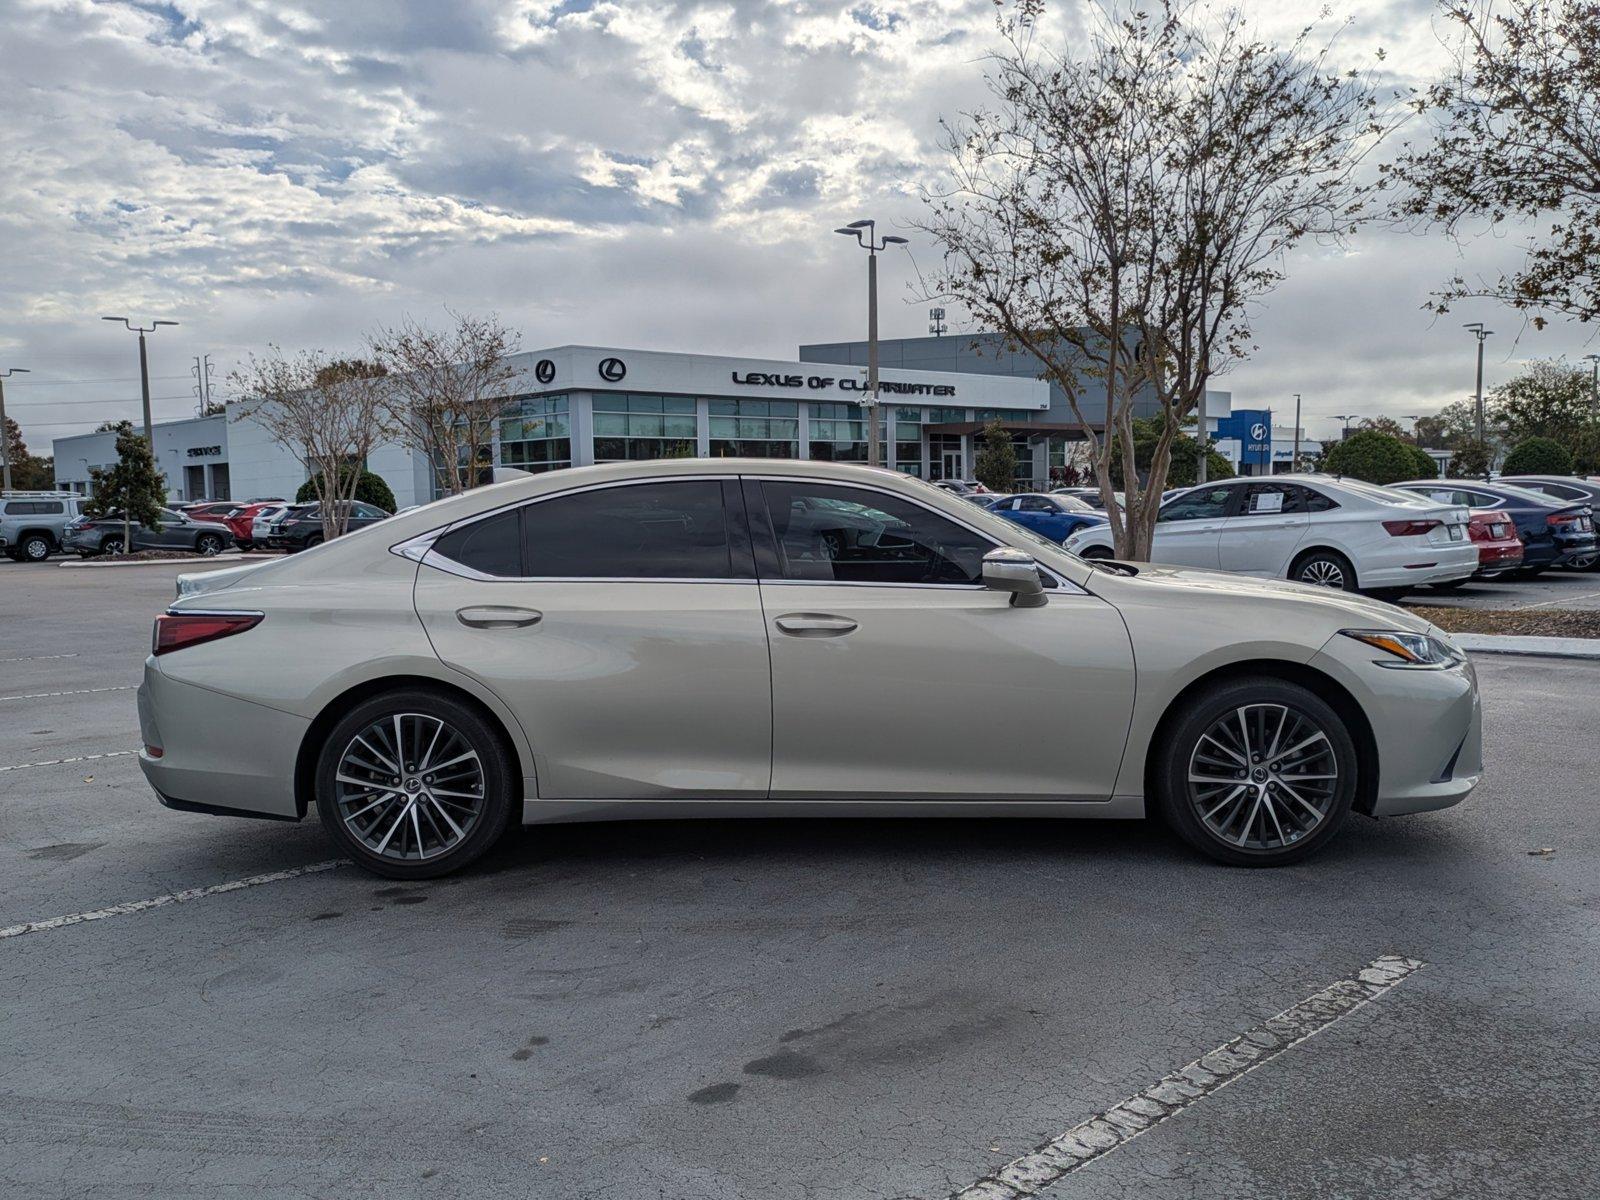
[
  {"x1": 948, "y1": 955, "x2": 1425, "y2": 1199},
  {"x1": 0, "y1": 750, "x2": 139, "y2": 774},
  {"x1": 0, "y1": 860, "x2": 348, "y2": 941},
  {"x1": 0, "y1": 652, "x2": 80, "y2": 664},
  {"x1": 0, "y1": 686, "x2": 137, "y2": 702}
]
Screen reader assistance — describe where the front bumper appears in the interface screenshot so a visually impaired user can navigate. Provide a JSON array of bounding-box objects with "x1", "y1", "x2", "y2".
[
  {"x1": 1310, "y1": 632, "x2": 1483, "y2": 816},
  {"x1": 138, "y1": 660, "x2": 308, "y2": 820}
]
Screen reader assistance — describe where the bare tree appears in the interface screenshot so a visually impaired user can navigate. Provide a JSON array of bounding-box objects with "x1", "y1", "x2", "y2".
[
  {"x1": 229, "y1": 348, "x2": 391, "y2": 541},
  {"x1": 1387, "y1": 0, "x2": 1600, "y2": 328},
  {"x1": 918, "y1": 0, "x2": 1390, "y2": 558},
  {"x1": 367, "y1": 309, "x2": 522, "y2": 497}
]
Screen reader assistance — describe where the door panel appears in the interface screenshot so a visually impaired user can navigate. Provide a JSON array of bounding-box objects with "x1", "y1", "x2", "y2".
[
  {"x1": 416, "y1": 574, "x2": 772, "y2": 798},
  {"x1": 1150, "y1": 484, "x2": 1239, "y2": 569},
  {"x1": 1219, "y1": 485, "x2": 1311, "y2": 575}
]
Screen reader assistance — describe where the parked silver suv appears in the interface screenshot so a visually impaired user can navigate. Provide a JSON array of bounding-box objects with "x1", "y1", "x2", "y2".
[{"x1": 1, "y1": 491, "x2": 88, "y2": 562}]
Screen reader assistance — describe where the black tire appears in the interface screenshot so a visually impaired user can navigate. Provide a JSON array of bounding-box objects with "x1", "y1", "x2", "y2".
[
  {"x1": 195, "y1": 532, "x2": 225, "y2": 556},
  {"x1": 315, "y1": 689, "x2": 516, "y2": 880},
  {"x1": 304, "y1": 534, "x2": 324, "y2": 550},
  {"x1": 100, "y1": 535, "x2": 125, "y2": 555},
  {"x1": 1080, "y1": 545, "x2": 1114, "y2": 560},
  {"x1": 1153, "y1": 677, "x2": 1358, "y2": 867},
  {"x1": 19, "y1": 534, "x2": 52, "y2": 562},
  {"x1": 236, "y1": 539, "x2": 253, "y2": 552},
  {"x1": 1290, "y1": 548, "x2": 1357, "y2": 592}
]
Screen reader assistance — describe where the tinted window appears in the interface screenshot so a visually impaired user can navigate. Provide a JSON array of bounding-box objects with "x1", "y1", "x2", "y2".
[
  {"x1": 758, "y1": 481, "x2": 992, "y2": 585},
  {"x1": 5, "y1": 501, "x2": 65, "y2": 515},
  {"x1": 1017, "y1": 496, "x2": 1053, "y2": 512},
  {"x1": 520, "y1": 481, "x2": 733, "y2": 578},
  {"x1": 1160, "y1": 486, "x2": 1237, "y2": 522},
  {"x1": 433, "y1": 509, "x2": 523, "y2": 577}
]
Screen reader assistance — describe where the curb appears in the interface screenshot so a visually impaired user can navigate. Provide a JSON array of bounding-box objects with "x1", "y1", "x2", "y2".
[
  {"x1": 57, "y1": 553, "x2": 279, "y2": 570},
  {"x1": 1454, "y1": 632, "x2": 1600, "y2": 660}
]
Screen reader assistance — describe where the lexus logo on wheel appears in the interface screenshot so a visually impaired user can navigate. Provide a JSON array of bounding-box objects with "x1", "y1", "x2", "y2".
[
  {"x1": 534, "y1": 358, "x2": 555, "y2": 385},
  {"x1": 1250, "y1": 422, "x2": 1268, "y2": 442},
  {"x1": 597, "y1": 357, "x2": 627, "y2": 383}
]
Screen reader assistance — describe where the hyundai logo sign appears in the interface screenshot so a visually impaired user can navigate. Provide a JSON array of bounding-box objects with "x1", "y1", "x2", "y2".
[
  {"x1": 597, "y1": 357, "x2": 627, "y2": 383},
  {"x1": 534, "y1": 358, "x2": 555, "y2": 384},
  {"x1": 1250, "y1": 422, "x2": 1269, "y2": 442}
]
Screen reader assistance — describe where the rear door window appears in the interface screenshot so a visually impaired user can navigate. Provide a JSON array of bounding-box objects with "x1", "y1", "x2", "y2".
[{"x1": 518, "y1": 480, "x2": 737, "y2": 579}]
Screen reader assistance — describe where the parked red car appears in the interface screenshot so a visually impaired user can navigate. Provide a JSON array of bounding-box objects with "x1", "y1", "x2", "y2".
[
  {"x1": 1468, "y1": 508, "x2": 1523, "y2": 576},
  {"x1": 218, "y1": 501, "x2": 284, "y2": 552},
  {"x1": 181, "y1": 501, "x2": 240, "y2": 525}
]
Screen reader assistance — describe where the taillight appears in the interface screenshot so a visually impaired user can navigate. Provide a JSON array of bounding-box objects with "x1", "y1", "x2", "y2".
[
  {"x1": 1382, "y1": 519, "x2": 1441, "y2": 537},
  {"x1": 153, "y1": 612, "x2": 262, "y2": 656}
]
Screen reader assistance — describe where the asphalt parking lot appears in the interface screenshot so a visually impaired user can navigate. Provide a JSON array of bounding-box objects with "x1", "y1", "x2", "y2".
[
  {"x1": 1402, "y1": 567, "x2": 1600, "y2": 611},
  {"x1": 2, "y1": 559, "x2": 1598, "y2": 1199}
]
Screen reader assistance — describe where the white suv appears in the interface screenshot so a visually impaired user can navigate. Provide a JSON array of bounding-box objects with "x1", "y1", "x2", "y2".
[
  {"x1": 1063, "y1": 474, "x2": 1477, "y2": 597},
  {"x1": 1, "y1": 491, "x2": 88, "y2": 562}
]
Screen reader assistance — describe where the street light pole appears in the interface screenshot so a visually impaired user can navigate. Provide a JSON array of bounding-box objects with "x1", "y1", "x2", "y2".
[
  {"x1": 1584, "y1": 353, "x2": 1600, "y2": 412},
  {"x1": 1292, "y1": 393, "x2": 1302, "y2": 472},
  {"x1": 834, "y1": 220, "x2": 908, "y2": 469},
  {"x1": 101, "y1": 316, "x2": 179, "y2": 447},
  {"x1": 0, "y1": 367, "x2": 31, "y2": 491},
  {"x1": 1330, "y1": 414, "x2": 1356, "y2": 441},
  {"x1": 1464, "y1": 322, "x2": 1493, "y2": 480}
]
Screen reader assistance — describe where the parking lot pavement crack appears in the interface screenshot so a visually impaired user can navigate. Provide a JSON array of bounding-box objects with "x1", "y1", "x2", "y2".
[
  {"x1": 943, "y1": 955, "x2": 1426, "y2": 1200},
  {"x1": 0, "y1": 859, "x2": 349, "y2": 941}
]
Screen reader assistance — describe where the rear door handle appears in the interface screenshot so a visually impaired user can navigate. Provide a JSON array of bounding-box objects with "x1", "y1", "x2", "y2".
[
  {"x1": 774, "y1": 613, "x2": 858, "y2": 638},
  {"x1": 456, "y1": 605, "x2": 542, "y2": 629}
]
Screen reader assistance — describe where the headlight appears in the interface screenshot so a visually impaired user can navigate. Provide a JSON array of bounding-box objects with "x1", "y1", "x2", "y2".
[{"x1": 1340, "y1": 628, "x2": 1465, "y2": 669}]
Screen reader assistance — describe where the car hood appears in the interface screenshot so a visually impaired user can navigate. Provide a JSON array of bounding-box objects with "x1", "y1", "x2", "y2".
[{"x1": 1089, "y1": 562, "x2": 1436, "y2": 634}]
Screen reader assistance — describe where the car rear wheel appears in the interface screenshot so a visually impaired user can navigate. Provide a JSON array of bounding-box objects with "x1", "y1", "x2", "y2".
[
  {"x1": 20, "y1": 534, "x2": 52, "y2": 561},
  {"x1": 195, "y1": 532, "x2": 225, "y2": 556},
  {"x1": 1290, "y1": 548, "x2": 1356, "y2": 592},
  {"x1": 1154, "y1": 677, "x2": 1357, "y2": 867},
  {"x1": 101, "y1": 535, "x2": 125, "y2": 555},
  {"x1": 315, "y1": 690, "x2": 515, "y2": 879},
  {"x1": 304, "y1": 534, "x2": 324, "y2": 549}
]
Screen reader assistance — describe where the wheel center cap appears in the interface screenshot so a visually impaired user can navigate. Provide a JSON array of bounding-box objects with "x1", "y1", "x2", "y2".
[
  {"x1": 1252, "y1": 767, "x2": 1268, "y2": 782},
  {"x1": 404, "y1": 778, "x2": 422, "y2": 794}
]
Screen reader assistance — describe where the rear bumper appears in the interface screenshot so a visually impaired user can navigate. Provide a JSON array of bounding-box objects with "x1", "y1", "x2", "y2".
[
  {"x1": 1358, "y1": 546, "x2": 1480, "y2": 588},
  {"x1": 138, "y1": 660, "x2": 307, "y2": 820}
]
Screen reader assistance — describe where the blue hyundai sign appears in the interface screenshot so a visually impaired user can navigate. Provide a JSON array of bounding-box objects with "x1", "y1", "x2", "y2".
[{"x1": 1217, "y1": 408, "x2": 1273, "y2": 467}]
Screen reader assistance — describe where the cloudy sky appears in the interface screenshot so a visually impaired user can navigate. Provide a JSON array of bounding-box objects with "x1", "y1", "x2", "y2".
[{"x1": 2, "y1": 0, "x2": 1595, "y2": 454}]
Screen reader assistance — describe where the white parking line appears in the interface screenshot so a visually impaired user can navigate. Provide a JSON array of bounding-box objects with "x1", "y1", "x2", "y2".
[
  {"x1": 0, "y1": 860, "x2": 348, "y2": 942},
  {"x1": 0, "y1": 750, "x2": 139, "y2": 774},
  {"x1": 948, "y1": 955, "x2": 1425, "y2": 1199},
  {"x1": 0, "y1": 685, "x2": 136, "y2": 702},
  {"x1": 0, "y1": 652, "x2": 80, "y2": 664}
]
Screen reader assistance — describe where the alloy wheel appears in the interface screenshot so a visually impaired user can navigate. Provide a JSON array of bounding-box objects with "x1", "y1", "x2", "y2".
[
  {"x1": 1186, "y1": 703, "x2": 1339, "y2": 852},
  {"x1": 103, "y1": 537, "x2": 125, "y2": 555},
  {"x1": 334, "y1": 713, "x2": 486, "y2": 863},
  {"x1": 23, "y1": 536, "x2": 50, "y2": 561},
  {"x1": 197, "y1": 534, "x2": 223, "y2": 556},
  {"x1": 1299, "y1": 558, "x2": 1346, "y2": 589}
]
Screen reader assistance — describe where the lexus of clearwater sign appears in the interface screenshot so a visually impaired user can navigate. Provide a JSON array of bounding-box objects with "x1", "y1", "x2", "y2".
[{"x1": 729, "y1": 371, "x2": 956, "y2": 398}]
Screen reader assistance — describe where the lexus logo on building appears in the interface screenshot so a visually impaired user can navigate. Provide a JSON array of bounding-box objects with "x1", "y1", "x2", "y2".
[
  {"x1": 1250, "y1": 422, "x2": 1269, "y2": 442},
  {"x1": 597, "y1": 357, "x2": 627, "y2": 383},
  {"x1": 534, "y1": 358, "x2": 555, "y2": 384}
]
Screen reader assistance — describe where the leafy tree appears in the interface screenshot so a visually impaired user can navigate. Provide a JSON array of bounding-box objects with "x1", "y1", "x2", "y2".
[
  {"x1": 1321, "y1": 429, "x2": 1417, "y2": 484},
  {"x1": 295, "y1": 468, "x2": 397, "y2": 513},
  {"x1": 1412, "y1": 399, "x2": 1479, "y2": 451},
  {"x1": 1501, "y1": 436, "x2": 1573, "y2": 476},
  {"x1": 1449, "y1": 439, "x2": 1493, "y2": 479},
  {"x1": 1387, "y1": 0, "x2": 1600, "y2": 327},
  {"x1": 1488, "y1": 360, "x2": 1596, "y2": 446},
  {"x1": 919, "y1": 1, "x2": 1391, "y2": 559},
  {"x1": 368, "y1": 309, "x2": 521, "y2": 496},
  {"x1": 1111, "y1": 418, "x2": 1234, "y2": 488},
  {"x1": 974, "y1": 420, "x2": 1018, "y2": 492},
  {"x1": 1358, "y1": 415, "x2": 1408, "y2": 440},
  {"x1": 1571, "y1": 427, "x2": 1600, "y2": 475},
  {"x1": 1406, "y1": 443, "x2": 1441, "y2": 479},
  {"x1": 3, "y1": 417, "x2": 55, "y2": 490},
  {"x1": 230, "y1": 347, "x2": 392, "y2": 540},
  {"x1": 81, "y1": 422, "x2": 166, "y2": 554}
]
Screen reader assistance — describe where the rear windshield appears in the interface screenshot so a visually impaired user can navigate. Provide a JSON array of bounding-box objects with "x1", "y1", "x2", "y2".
[{"x1": 1337, "y1": 479, "x2": 1435, "y2": 506}]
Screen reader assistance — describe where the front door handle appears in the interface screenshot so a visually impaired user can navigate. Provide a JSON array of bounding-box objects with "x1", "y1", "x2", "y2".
[
  {"x1": 457, "y1": 605, "x2": 542, "y2": 629},
  {"x1": 774, "y1": 613, "x2": 858, "y2": 638}
]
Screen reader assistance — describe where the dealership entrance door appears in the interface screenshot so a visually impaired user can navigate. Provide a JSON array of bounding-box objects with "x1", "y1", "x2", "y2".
[{"x1": 930, "y1": 435, "x2": 963, "y2": 481}]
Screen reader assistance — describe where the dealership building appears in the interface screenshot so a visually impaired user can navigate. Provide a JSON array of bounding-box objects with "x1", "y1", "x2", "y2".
[{"x1": 53, "y1": 337, "x2": 1243, "y2": 504}]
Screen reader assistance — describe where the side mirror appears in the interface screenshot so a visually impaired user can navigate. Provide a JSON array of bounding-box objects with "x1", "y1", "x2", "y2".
[{"x1": 982, "y1": 547, "x2": 1047, "y2": 608}]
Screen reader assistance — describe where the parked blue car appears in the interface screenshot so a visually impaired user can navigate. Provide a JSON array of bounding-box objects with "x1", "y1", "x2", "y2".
[
  {"x1": 984, "y1": 492, "x2": 1111, "y2": 543},
  {"x1": 1394, "y1": 478, "x2": 1596, "y2": 576}
]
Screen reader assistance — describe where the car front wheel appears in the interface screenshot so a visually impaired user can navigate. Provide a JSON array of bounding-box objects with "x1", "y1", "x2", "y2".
[
  {"x1": 315, "y1": 690, "x2": 515, "y2": 879},
  {"x1": 101, "y1": 536, "x2": 125, "y2": 555},
  {"x1": 195, "y1": 532, "x2": 225, "y2": 556},
  {"x1": 20, "y1": 534, "x2": 52, "y2": 561},
  {"x1": 1154, "y1": 677, "x2": 1358, "y2": 866}
]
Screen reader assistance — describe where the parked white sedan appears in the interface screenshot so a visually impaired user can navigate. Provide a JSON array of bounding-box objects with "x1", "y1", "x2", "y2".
[
  {"x1": 139, "y1": 460, "x2": 1482, "y2": 879},
  {"x1": 1063, "y1": 475, "x2": 1477, "y2": 596}
]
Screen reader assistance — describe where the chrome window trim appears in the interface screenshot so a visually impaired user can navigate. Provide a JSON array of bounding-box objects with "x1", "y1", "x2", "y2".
[{"x1": 395, "y1": 469, "x2": 1085, "y2": 594}]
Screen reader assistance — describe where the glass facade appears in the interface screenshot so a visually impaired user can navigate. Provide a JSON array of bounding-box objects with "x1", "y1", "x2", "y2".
[
  {"x1": 593, "y1": 393, "x2": 697, "y2": 462},
  {"x1": 709, "y1": 399, "x2": 798, "y2": 459},
  {"x1": 499, "y1": 395, "x2": 571, "y2": 473},
  {"x1": 808, "y1": 401, "x2": 889, "y2": 465}
]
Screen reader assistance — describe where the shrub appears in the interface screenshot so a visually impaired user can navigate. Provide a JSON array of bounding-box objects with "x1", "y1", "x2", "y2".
[
  {"x1": 974, "y1": 420, "x2": 1018, "y2": 492},
  {"x1": 1448, "y1": 439, "x2": 1492, "y2": 478},
  {"x1": 1501, "y1": 436, "x2": 1573, "y2": 477},
  {"x1": 1320, "y1": 429, "x2": 1415, "y2": 484},
  {"x1": 296, "y1": 468, "x2": 397, "y2": 512},
  {"x1": 1406, "y1": 444, "x2": 1440, "y2": 479}
]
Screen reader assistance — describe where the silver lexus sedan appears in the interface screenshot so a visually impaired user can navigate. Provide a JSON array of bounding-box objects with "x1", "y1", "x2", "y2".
[{"x1": 138, "y1": 459, "x2": 1483, "y2": 878}]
